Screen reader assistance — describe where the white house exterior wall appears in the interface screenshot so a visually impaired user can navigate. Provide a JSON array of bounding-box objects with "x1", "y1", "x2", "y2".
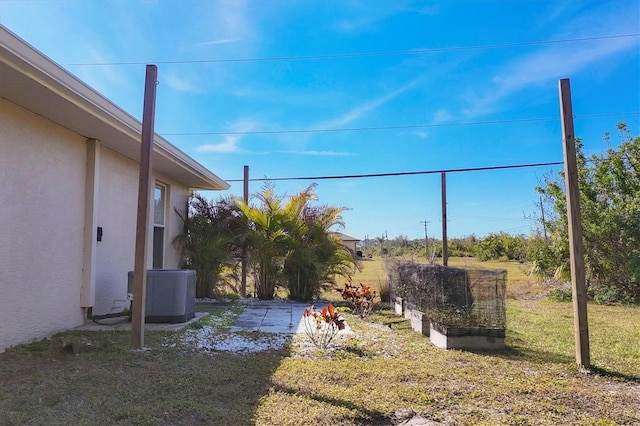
[
  {"x1": 158, "y1": 178, "x2": 190, "y2": 270},
  {"x1": 0, "y1": 99, "x2": 86, "y2": 351},
  {"x1": 1, "y1": 26, "x2": 228, "y2": 352},
  {"x1": 92, "y1": 146, "x2": 139, "y2": 315},
  {"x1": 0, "y1": 99, "x2": 194, "y2": 351},
  {"x1": 93, "y1": 147, "x2": 189, "y2": 315}
]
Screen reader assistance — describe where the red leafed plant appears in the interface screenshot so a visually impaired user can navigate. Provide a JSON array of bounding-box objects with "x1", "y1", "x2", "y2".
[
  {"x1": 337, "y1": 282, "x2": 378, "y2": 318},
  {"x1": 302, "y1": 303, "x2": 346, "y2": 349}
]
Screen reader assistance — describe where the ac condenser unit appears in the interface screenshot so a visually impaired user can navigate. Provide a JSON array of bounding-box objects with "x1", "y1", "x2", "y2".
[{"x1": 127, "y1": 269, "x2": 196, "y2": 323}]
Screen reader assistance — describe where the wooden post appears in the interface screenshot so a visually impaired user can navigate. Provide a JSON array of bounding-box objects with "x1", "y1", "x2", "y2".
[
  {"x1": 441, "y1": 172, "x2": 448, "y2": 266},
  {"x1": 559, "y1": 78, "x2": 590, "y2": 371},
  {"x1": 240, "y1": 165, "x2": 249, "y2": 297},
  {"x1": 131, "y1": 65, "x2": 158, "y2": 350}
]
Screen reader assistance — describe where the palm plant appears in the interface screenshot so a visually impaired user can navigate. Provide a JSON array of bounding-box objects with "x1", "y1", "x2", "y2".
[
  {"x1": 236, "y1": 184, "x2": 289, "y2": 299},
  {"x1": 282, "y1": 185, "x2": 357, "y2": 301},
  {"x1": 236, "y1": 182, "x2": 356, "y2": 301},
  {"x1": 173, "y1": 194, "x2": 244, "y2": 298}
]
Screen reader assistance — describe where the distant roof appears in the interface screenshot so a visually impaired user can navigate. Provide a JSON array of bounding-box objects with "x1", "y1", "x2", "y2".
[
  {"x1": 332, "y1": 232, "x2": 360, "y2": 242},
  {"x1": 0, "y1": 25, "x2": 229, "y2": 191}
]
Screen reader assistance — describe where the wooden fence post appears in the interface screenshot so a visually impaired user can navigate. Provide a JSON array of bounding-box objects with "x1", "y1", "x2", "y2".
[
  {"x1": 559, "y1": 78, "x2": 590, "y2": 372},
  {"x1": 131, "y1": 64, "x2": 158, "y2": 350}
]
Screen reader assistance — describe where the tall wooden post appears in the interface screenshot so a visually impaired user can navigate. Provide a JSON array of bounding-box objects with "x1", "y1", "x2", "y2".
[
  {"x1": 241, "y1": 165, "x2": 249, "y2": 297},
  {"x1": 441, "y1": 172, "x2": 448, "y2": 266},
  {"x1": 559, "y1": 78, "x2": 590, "y2": 371},
  {"x1": 131, "y1": 65, "x2": 158, "y2": 350}
]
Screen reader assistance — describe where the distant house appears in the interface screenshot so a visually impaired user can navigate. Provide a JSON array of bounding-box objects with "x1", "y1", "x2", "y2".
[
  {"x1": 333, "y1": 232, "x2": 360, "y2": 255},
  {"x1": 0, "y1": 26, "x2": 229, "y2": 352}
]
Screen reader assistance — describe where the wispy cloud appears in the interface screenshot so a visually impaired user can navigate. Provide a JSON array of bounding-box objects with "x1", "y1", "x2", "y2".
[
  {"x1": 414, "y1": 131, "x2": 429, "y2": 139},
  {"x1": 318, "y1": 80, "x2": 417, "y2": 129},
  {"x1": 463, "y1": 35, "x2": 639, "y2": 117},
  {"x1": 198, "y1": 38, "x2": 241, "y2": 46},
  {"x1": 432, "y1": 109, "x2": 454, "y2": 124},
  {"x1": 163, "y1": 73, "x2": 201, "y2": 93},
  {"x1": 332, "y1": 1, "x2": 414, "y2": 34},
  {"x1": 202, "y1": 0, "x2": 254, "y2": 44},
  {"x1": 197, "y1": 135, "x2": 245, "y2": 154},
  {"x1": 275, "y1": 150, "x2": 354, "y2": 156},
  {"x1": 196, "y1": 120, "x2": 257, "y2": 154},
  {"x1": 462, "y1": 4, "x2": 640, "y2": 117}
]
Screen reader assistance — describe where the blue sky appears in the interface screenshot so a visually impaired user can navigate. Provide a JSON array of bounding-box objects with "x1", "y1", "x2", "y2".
[{"x1": 1, "y1": 1, "x2": 638, "y2": 240}]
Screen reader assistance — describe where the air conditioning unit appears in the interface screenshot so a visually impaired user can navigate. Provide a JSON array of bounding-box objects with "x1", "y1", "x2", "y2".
[{"x1": 127, "y1": 269, "x2": 196, "y2": 323}]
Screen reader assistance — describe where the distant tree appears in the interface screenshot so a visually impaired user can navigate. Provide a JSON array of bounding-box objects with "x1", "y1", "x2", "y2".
[
  {"x1": 476, "y1": 232, "x2": 527, "y2": 262},
  {"x1": 448, "y1": 236, "x2": 478, "y2": 258},
  {"x1": 535, "y1": 123, "x2": 640, "y2": 303}
]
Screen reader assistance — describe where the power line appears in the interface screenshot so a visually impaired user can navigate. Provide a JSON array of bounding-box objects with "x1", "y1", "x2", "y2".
[
  {"x1": 64, "y1": 33, "x2": 640, "y2": 66},
  {"x1": 160, "y1": 112, "x2": 639, "y2": 136},
  {"x1": 224, "y1": 161, "x2": 564, "y2": 182}
]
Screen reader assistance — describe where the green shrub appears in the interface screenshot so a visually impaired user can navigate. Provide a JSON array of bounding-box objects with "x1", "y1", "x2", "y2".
[
  {"x1": 548, "y1": 287, "x2": 572, "y2": 302},
  {"x1": 593, "y1": 287, "x2": 633, "y2": 305}
]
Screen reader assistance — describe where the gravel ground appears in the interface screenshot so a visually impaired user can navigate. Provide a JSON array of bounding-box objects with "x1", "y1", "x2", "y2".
[{"x1": 166, "y1": 304, "x2": 388, "y2": 356}]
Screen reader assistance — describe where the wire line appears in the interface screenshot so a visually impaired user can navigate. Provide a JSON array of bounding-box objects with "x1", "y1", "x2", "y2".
[
  {"x1": 223, "y1": 161, "x2": 564, "y2": 182},
  {"x1": 64, "y1": 33, "x2": 640, "y2": 66},
  {"x1": 160, "y1": 112, "x2": 639, "y2": 136}
]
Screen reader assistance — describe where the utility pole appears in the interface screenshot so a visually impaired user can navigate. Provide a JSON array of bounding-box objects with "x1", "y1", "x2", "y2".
[
  {"x1": 441, "y1": 172, "x2": 448, "y2": 266},
  {"x1": 381, "y1": 231, "x2": 388, "y2": 256},
  {"x1": 421, "y1": 220, "x2": 431, "y2": 258},
  {"x1": 131, "y1": 64, "x2": 158, "y2": 350},
  {"x1": 241, "y1": 165, "x2": 249, "y2": 297},
  {"x1": 559, "y1": 78, "x2": 590, "y2": 372}
]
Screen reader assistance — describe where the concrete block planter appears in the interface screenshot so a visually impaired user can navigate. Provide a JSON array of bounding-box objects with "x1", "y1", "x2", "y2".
[
  {"x1": 394, "y1": 297, "x2": 404, "y2": 315},
  {"x1": 429, "y1": 323, "x2": 505, "y2": 351},
  {"x1": 403, "y1": 303, "x2": 430, "y2": 337},
  {"x1": 403, "y1": 302, "x2": 413, "y2": 321}
]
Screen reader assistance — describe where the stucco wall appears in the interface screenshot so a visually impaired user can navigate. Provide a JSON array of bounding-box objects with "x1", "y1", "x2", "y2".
[
  {"x1": 93, "y1": 147, "x2": 139, "y2": 315},
  {"x1": 0, "y1": 100, "x2": 86, "y2": 351},
  {"x1": 0, "y1": 99, "x2": 193, "y2": 351},
  {"x1": 93, "y1": 148, "x2": 190, "y2": 315},
  {"x1": 342, "y1": 240, "x2": 358, "y2": 253},
  {"x1": 163, "y1": 180, "x2": 190, "y2": 269}
]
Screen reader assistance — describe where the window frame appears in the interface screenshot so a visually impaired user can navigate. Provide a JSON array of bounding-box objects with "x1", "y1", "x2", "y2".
[{"x1": 153, "y1": 182, "x2": 167, "y2": 269}]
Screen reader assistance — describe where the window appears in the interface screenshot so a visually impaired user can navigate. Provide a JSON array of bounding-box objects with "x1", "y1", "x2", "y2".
[{"x1": 153, "y1": 183, "x2": 166, "y2": 269}]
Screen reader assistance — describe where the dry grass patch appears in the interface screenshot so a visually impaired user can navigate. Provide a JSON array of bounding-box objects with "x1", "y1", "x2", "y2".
[
  {"x1": 1, "y1": 300, "x2": 639, "y2": 425},
  {"x1": 255, "y1": 305, "x2": 640, "y2": 425}
]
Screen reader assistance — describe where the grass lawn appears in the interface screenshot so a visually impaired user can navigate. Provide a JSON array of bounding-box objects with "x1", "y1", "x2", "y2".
[{"x1": 1, "y1": 259, "x2": 639, "y2": 425}]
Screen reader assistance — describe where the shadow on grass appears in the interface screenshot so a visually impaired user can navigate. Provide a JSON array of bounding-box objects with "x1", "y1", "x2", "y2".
[
  {"x1": 495, "y1": 344, "x2": 575, "y2": 365},
  {"x1": 499, "y1": 331, "x2": 576, "y2": 365},
  {"x1": 589, "y1": 366, "x2": 640, "y2": 384},
  {"x1": 0, "y1": 329, "x2": 292, "y2": 425},
  {"x1": 495, "y1": 334, "x2": 640, "y2": 382},
  {"x1": 272, "y1": 383, "x2": 391, "y2": 425}
]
